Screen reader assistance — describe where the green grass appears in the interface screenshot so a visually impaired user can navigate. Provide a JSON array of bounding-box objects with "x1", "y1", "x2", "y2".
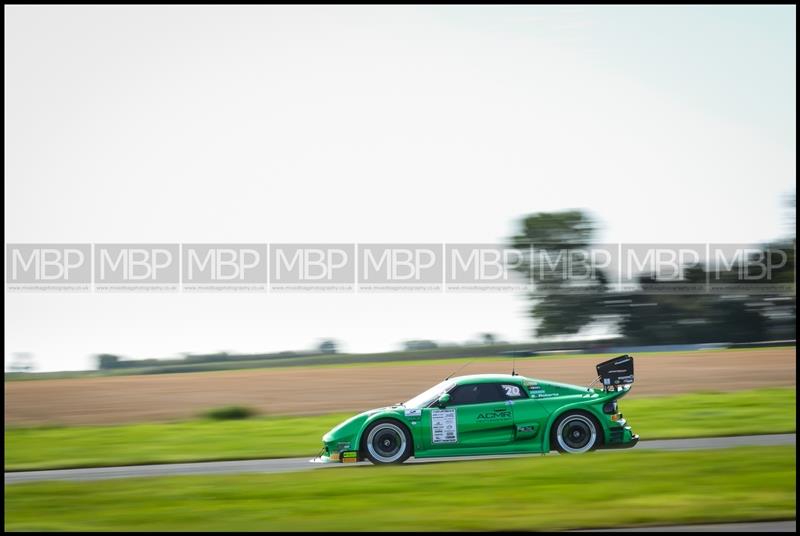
[
  {"x1": 4, "y1": 446, "x2": 796, "y2": 531},
  {"x1": 624, "y1": 387, "x2": 796, "y2": 440},
  {"x1": 5, "y1": 387, "x2": 795, "y2": 472},
  {"x1": 5, "y1": 413, "x2": 352, "y2": 471}
]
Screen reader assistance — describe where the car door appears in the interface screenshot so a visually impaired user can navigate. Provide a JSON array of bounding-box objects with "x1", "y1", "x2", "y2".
[
  {"x1": 505, "y1": 381, "x2": 550, "y2": 443},
  {"x1": 425, "y1": 383, "x2": 515, "y2": 450}
]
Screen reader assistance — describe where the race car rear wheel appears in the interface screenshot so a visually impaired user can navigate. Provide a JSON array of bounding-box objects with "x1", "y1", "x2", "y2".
[
  {"x1": 552, "y1": 412, "x2": 600, "y2": 454},
  {"x1": 362, "y1": 419, "x2": 412, "y2": 464}
]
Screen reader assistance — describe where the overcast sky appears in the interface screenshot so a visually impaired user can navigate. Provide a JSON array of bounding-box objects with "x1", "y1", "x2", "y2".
[{"x1": 5, "y1": 5, "x2": 796, "y2": 371}]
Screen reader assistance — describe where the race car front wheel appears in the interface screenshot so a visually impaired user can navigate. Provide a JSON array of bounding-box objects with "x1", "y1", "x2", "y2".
[
  {"x1": 552, "y1": 412, "x2": 600, "y2": 454},
  {"x1": 362, "y1": 419, "x2": 412, "y2": 464}
]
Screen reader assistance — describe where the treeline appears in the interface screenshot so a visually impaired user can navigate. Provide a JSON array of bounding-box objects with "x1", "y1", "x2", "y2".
[
  {"x1": 95, "y1": 340, "x2": 600, "y2": 373},
  {"x1": 96, "y1": 351, "x2": 309, "y2": 370},
  {"x1": 510, "y1": 206, "x2": 796, "y2": 345}
]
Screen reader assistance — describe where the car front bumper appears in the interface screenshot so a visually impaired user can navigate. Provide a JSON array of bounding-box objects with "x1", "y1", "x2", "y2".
[
  {"x1": 310, "y1": 448, "x2": 360, "y2": 464},
  {"x1": 309, "y1": 454, "x2": 337, "y2": 464}
]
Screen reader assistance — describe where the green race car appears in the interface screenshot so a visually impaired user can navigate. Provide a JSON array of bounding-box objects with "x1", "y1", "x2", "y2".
[{"x1": 314, "y1": 355, "x2": 638, "y2": 465}]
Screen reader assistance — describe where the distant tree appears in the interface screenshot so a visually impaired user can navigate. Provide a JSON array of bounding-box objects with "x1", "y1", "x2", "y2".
[
  {"x1": 510, "y1": 210, "x2": 610, "y2": 337},
  {"x1": 481, "y1": 333, "x2": 497, "y2": 345},
  {"x1": 509, "y1": 206, "x2": 794, "y2": 345},
  {"x1": 185, "y1": 352, "x2": 230, "y2": 364},
  {"x1": 318, "y1": 340, "x2": 338, "y2": 354},
  {"x1": 511, "y1": 210, "x2": 597, "y2": 250},
  {"x1": 784, "y1": 191, "x2": 796, "y2": 235},
  {"x1": 8, "y1": 353, "x2": 35, "y2": 372},
  {"x1": 96, "y1": 354, "x2": 121, "y2": 370},
  {"x1": 403, "y1": 340, "x2": 439, "y2": 351}
]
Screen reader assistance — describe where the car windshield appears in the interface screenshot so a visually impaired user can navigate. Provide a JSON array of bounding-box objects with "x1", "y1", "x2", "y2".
[{"x1": 403, "y1": 380, "x2": 454, "y2": 409}]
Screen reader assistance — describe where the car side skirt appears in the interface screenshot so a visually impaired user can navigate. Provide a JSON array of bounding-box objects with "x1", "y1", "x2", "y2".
[{"x1": 413, "y1": 442, "x2": 546, "y2": 458}]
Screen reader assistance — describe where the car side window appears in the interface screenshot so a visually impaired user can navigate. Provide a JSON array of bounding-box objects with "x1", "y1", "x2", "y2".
[
  {"x1": 448, "y1": 383, "x2": 506, "y2": 406},
  {"x1": 500, "y1": 383, "x2": 528, "y2": 399}
]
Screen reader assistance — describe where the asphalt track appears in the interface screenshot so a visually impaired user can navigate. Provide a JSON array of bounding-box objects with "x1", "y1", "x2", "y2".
[
  {"x1": 5, "y1": 433, "x2": 794, "y2": 485},
  {"x1": 574, "y1": 520, "x2": 796, "y2": 532}
]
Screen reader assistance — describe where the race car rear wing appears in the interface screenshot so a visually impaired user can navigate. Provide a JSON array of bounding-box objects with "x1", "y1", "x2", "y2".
[{"x1": 596, "y1": 355, "x2": 634, "y2": 391}]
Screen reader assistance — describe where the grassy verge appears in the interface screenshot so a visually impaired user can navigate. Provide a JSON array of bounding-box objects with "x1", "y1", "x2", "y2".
[
  {"x1": 624, "y1": 387, "x2": 795, "y2": 440},
  {"x1": 5, "y1": 446, "x2": 796, "y2": 531},
  {"x1": 5, "y1": 412, "x2": 351, "y2": 471},
  {"x1": 5, "y1": 387, "x2": 795, "y2": 472}
]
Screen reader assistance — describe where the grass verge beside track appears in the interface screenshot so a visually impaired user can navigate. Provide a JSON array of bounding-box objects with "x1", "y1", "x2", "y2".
[
  {"x1": 4, "y1": 446, "x2": 795, "y2": 531},
  {"x1": 5, "y1": 387, "x2": 795, "y2": 471}
]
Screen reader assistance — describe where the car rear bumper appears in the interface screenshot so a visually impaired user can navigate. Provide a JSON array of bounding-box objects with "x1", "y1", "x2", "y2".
[
  {"x1": 604, "y1": 432, "x2": 639, "y2": 449},
  {"x1": 604, "y1": 418, "x2": 639, "y2": 449}
]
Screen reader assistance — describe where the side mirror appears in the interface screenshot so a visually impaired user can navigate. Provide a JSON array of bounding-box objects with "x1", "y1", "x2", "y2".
[{"x1": 437, "y1": 393, "x2": 451, "y2": 408}]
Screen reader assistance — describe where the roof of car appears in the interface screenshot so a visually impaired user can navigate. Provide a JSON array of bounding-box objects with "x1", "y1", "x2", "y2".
[{"x1": 448, "y1": 373, "x2": 531, "y2": 385}]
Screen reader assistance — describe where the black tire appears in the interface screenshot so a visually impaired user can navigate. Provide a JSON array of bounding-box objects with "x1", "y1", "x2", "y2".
[
  {"x1": 361, "y1": 419, "x2": 413, "y2": 465},
  {"x1": 551, "y1": 411, "x2": 601, "y2": 454}
]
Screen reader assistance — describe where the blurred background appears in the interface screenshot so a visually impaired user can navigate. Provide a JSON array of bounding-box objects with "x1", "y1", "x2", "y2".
[{"x1": 4, "y1": 5, "x2": 796, "y2": 532}]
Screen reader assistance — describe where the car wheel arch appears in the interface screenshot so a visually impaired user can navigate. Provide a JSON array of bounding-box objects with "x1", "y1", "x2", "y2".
[
  {"x1": 543, "y1": 406, "x2": 605, "y2": 452},
  {"x1": 356, "y1": 416, "x2": 415, "y2": 457}
]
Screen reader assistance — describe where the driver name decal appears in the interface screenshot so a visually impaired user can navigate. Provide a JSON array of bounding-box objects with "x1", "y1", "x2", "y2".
[{"x1": 431, "y1": 409, "x2": 457, "y2": 444}]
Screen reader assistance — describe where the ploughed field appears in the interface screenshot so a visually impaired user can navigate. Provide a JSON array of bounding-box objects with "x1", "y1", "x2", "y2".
[{"x1": 5, "y1": 348, "x2": 796, "y2": 426}]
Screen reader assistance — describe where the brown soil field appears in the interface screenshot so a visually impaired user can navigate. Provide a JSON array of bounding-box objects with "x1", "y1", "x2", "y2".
[{"x1": 4, "y1": 348, "x2": 796, "y2": 426}]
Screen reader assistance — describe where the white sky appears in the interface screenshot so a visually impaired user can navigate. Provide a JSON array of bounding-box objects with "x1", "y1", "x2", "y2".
[{"x1": 4, "y1": 5, "x2": 796, "y2": 371}]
